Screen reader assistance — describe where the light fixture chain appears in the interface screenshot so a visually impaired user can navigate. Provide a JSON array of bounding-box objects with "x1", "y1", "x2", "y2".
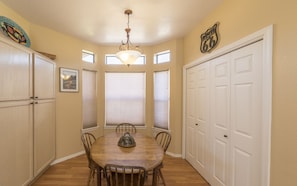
[
  {"x1": 126, "y1": 10, "x2": 131, "y2": 49},
  {"x1": 127, "y1": 11, "x2": 130, "y2": 29},
  {"x1": 116, "y1": 9, "x2": 142, "y2": 66}
]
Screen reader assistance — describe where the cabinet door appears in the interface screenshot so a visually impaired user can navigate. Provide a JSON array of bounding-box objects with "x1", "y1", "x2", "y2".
[
  {"x1": 210, "y1": 54, "x2": 231, "y2": 186},
  {"x1": 0, "y1": 101, "x2": 33, "y2": 186},
  {"x1": 34, "y1": 53, "x2": 56, "y2": 99},
  {"x1": 0, "y1": 39, "x2": 32, "y2": 101},
  {"x1": 33, "y1": 99, "x2": 56, "y2": 176}
]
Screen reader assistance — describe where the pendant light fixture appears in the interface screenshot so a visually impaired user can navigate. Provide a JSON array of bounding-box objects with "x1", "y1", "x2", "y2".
[{"x1": 116, "y1": 9, "x2": 141, "y2": 66}]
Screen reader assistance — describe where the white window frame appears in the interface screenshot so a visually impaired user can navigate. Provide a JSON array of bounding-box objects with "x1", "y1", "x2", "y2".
[
  {"x1": 154, "y1": 50, "x2": 171, "y2": 64},
  {"x1": 82, "y1": 50, "x2": 95, "y2": 63}
]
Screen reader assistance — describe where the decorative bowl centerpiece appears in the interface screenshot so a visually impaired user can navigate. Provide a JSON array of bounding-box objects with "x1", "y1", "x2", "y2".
[{"x1": 118, "y1": 132, "x2": 136, "y2": 148}]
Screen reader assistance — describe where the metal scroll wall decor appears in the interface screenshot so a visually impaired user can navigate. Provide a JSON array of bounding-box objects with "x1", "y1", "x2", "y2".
[{"x1": 200, "y1": 22, "x2": 220, "y2": 53}]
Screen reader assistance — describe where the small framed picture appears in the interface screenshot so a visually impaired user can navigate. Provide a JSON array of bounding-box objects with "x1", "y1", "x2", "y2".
[{"x1": 60, "y1": 67, "x2": 79, "y2": 92}]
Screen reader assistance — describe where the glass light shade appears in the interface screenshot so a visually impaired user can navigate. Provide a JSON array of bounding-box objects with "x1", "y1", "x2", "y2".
[{"x1": 116, "y1": 50, "x2": 141, "y2": 65}]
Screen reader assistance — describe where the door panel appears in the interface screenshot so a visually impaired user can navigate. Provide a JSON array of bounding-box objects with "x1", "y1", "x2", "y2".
[
  {"x1": 214, "y1": 139, "x2": 227, "y2": 184},
  {"x1": 233, "y1": 148, "x2": 252, "y2": 186},
  {"x1": 233, "y1": 84, "x2": 253, "y2": 136}
]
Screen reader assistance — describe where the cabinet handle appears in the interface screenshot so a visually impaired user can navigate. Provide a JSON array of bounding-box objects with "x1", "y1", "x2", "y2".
[{"x1": 224, "y1": 135, "x2": 228, "y2": 138}]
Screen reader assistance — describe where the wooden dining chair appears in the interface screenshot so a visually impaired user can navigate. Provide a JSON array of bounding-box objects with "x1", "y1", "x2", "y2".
[
  {"x1": 154, "y1": 131, "x2": 172, "y2": 186},
  {"x1": 155, "y1": 131, "x2": 171, "y2": 153},
  {"x1": 115, "y1": 123, "x2": 137, "y2": 134},
  {"x1": 81, "y1": 132, "x2": 103, "y2": 186},
  {"x1": 104, "y1": 164, "x2": 146, "y2": 186}
]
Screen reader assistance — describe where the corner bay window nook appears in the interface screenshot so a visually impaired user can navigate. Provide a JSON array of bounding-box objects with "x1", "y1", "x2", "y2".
[{"x1": 104, "y1": 50, "x2": 171, "y2": 130}]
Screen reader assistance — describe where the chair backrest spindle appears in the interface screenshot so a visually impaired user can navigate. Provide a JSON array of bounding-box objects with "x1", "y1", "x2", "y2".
[
  {"x1": 104, "y1": 164, "x2": 146, "y2": 186},
  {"x1": 115, "y1": 123, "x2": 137, "y2": 134}
]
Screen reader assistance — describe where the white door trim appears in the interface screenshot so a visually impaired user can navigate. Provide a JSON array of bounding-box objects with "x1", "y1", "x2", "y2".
[{"x1": 182, "y1": 25, "x2": 273, "y2": 186}]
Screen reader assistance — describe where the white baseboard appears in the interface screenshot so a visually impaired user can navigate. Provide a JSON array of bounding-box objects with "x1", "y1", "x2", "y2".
[
  {"x1": 166, "y1": 151, "x2": 182, "y2": 158},
  {"x1": 51, "y1": 151, "x2": 85, "y2": 165}
]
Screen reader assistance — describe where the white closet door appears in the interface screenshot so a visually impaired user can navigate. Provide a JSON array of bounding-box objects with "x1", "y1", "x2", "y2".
[
  {"x1": 210, "y1": 54, "x2": 231, "y2": 186},
  {"x1": 185, "y1": 62, "x2": 211, "y2": 180},
  {"x1": 230, "y1": 41, "x2": 263, "y2": 186},
  {"x1": 194, "y1": 62, "x2": 211, "y2": 180},
  {"x1": 185, "y1": 66, "x2": 199, "y2": 165},
  {"x1": 185, "y1": 38, "x2": 268, "y2": 186}
]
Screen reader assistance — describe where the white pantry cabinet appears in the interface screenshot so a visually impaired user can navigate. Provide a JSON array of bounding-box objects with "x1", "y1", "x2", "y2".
[
  {"x1": 33, "y1": 53, "x2": 56, "y2": 177},
  {"x1": 0, "y1": 36, "x2": 56, "y2": 186}
]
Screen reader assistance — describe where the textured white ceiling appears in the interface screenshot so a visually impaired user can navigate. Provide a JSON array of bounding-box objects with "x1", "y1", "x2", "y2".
[{"x1": 1, "y1": 0, "x2": 223, "y2": 46}]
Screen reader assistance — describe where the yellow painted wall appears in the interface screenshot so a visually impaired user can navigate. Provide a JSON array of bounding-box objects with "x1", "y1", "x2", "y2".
[
  {"x1": 151, "y1": 39, "x2": 184, "y2": 154},
  {"x1": 28, "y1": 25, "x2": 183, "y2": 158},
  {"x1": 2, "y1": 0, "x2": 297, "y2": 185},
  {"x1": 184, "y1": 0, "x2": 297, "y2": 185},
  {"x1": 0, "y1": 2, "x2": 30, "y2": 37},
  {"x1": 0, "y1": 1, "x2": 183, "y2": 159},
  {"x1": 29, "y1": 24, "x2": 104, "y2": 158}
]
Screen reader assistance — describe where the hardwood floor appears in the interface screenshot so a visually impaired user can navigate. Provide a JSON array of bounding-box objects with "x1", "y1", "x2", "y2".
[{"x1": 32, "y1": 154, "x2": 209, "y2": 186}]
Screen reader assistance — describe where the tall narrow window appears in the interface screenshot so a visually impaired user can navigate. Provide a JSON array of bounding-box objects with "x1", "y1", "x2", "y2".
[
  {"x1": 105, "y1": 72, "x2": 146, "y2": 126},
  {"x1": 154, "y1": 70, "x2": 170, "y2": 129},
  {"x1": 82, "y1": 70, "x2": 97, "y2": 129}
]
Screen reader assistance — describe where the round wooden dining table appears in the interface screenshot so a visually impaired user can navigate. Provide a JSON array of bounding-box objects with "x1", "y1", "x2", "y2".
[{"x1": 91, "y1": 132, "x2": 164, "y2": 186}]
